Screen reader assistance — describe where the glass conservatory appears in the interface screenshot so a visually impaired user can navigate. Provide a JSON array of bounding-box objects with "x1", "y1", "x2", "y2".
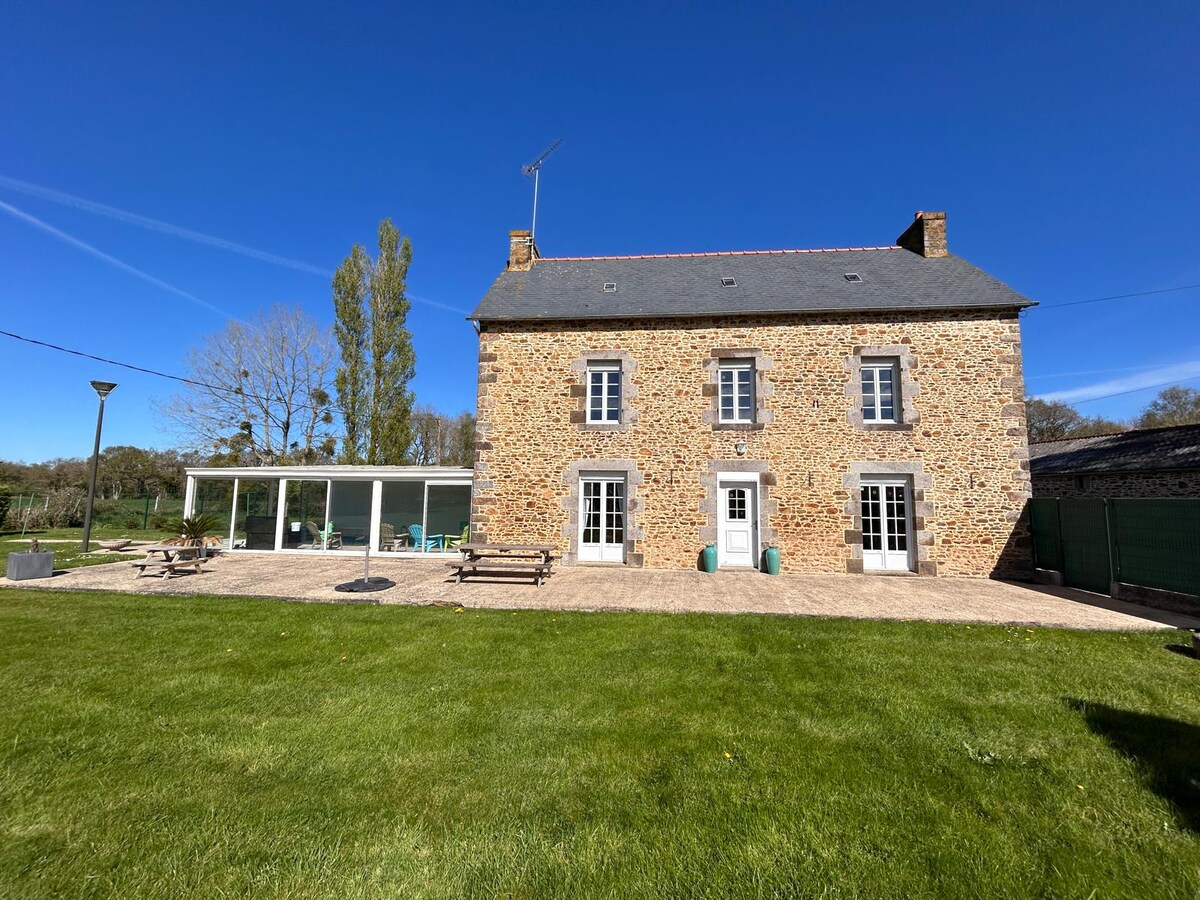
[{"x1": 184, "y1": 466, "x2": 473, "y2": 556}]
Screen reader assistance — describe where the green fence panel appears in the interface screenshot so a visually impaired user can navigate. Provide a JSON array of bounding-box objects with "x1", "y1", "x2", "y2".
[
  {"x1": 1029, "y1": 499, "x2": 1063, "y2": 572},
  {"x1": 1109, "y1": 499, "x2": 1200, "y2": 597},
  {"x1": 1058, "y1": 499, "x2": 1112, "y2": 594}
]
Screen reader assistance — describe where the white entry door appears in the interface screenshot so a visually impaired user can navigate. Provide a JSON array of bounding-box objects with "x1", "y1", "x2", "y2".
[
  {"x1": 579, "y1": 475, "x2": 626, "y2": 563},
  {"x1": 718, "y1": 481, "x2": 758, "y2": 568},
  {"x1": 860, "y1": 479, "x2": 912, "y2": 571}
]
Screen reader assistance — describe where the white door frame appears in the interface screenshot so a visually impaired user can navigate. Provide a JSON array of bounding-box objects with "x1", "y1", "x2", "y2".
[
  {"x1": 716, "y1": 473, "x2": 759, "y2": 569},
  {"x1": 859, "y1": 476, "x2": 914, "y2": 572},
  {"x1": 578, "y1": 473, "x2": 627, "y2": 563}
]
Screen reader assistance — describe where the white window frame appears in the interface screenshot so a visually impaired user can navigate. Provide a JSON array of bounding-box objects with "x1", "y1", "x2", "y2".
[
  {"x1": 586, "y1": 361, "x2": 622, "y2": 424},
  {"x1": 717, "y1": 361, "x2": 755, "y2": 424},
  {"x1": 860, "y1": 357, "x2": 901, "y2": 424}
]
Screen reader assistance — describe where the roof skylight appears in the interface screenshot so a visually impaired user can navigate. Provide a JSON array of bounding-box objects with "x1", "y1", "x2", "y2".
[
  {"x1": 602, "y1": 282, "x2": 617, "y2": 293},
  {"x1": 720, "y1": 277, "x2": 737, "y2": 287},
  {"x1": 844, "y1": 273, "x2": 863, "y2": 283}
]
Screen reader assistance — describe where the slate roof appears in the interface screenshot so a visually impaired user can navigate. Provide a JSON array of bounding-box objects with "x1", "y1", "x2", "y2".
[
  {"x1": 1029, "y1": 424, "x2": 1200, "y2": 475},
  {"x1": 470, "y1": 246, "x2": 1033, "y2": 322}
]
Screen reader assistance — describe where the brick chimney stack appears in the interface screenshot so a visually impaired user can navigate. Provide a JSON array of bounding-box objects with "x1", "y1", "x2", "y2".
[
  {"x1": 508, "y1": 230, "x2": 538, "y2": 271},
  {"x1": 896, "y1": 211, "x2": 948, "y2": 258}
]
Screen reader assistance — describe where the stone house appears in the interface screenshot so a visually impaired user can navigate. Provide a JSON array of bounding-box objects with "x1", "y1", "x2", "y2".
[
  {"x1": 468, "y1": 211, "x2": 1034, "y2": 577},
  {"x1": 1030, "y1": 423, "x2": 1200, "y2": 499}
]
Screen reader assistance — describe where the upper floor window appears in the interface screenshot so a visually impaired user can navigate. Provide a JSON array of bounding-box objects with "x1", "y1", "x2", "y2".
[
  {"x1": 718, "y1": 361, "x2": 755, "y2": 424},
  {"x1": 587, "y1": 362, "x2": 622, "y2": 423},
  {"x1": 861, "y1": 358, "x2": 900, "y2": 423}
]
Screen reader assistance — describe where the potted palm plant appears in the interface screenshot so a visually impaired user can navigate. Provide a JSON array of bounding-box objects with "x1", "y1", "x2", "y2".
[
  {"x1": 161, "y1": 513, "x2": 222, "y2": 557},
  {"x1": 6, "y1": 538, "x2": 54, "y2": 581}
]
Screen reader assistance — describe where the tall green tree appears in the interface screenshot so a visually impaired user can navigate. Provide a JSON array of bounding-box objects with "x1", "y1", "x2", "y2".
[
  {"x1": 1135, "y1": 385, "x2": 1200, "y2": 429},
  {"x1": 332, "y1": 245, "x2": 370, "y2": 464},
  {"x1": 332, "y1": 219, "x2": 416, "y2": 466}
]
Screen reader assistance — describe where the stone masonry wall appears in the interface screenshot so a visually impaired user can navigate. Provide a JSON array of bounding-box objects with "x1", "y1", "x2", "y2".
[
  {"x1": 1032, "y1": 470, "x2": 1200, "y2": 499},
  {"x1": 472, "y1": 309, "x2": 1031, "y2": 577}
]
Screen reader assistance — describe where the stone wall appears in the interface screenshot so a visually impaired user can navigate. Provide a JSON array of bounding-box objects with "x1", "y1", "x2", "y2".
[
  {"x1": 472, "y1": 309, "x2": 1031, "y2": 577},
  {"x1": 1032, "y1": 470, "x2": 1200, "y2": 499}
]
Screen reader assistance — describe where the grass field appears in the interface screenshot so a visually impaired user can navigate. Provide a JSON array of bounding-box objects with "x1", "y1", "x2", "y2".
[
  {"x1": 1, "y1": 588, "x2": 1198, "y2": 898},
  {"x1": 2, "y1": 528, "x2": 165, "y2": 570}
]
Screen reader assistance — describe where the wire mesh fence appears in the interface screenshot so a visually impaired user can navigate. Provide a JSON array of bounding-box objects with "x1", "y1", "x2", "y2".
[{"x1": 1031, "y1": 496, "x2": 1200, "y2": 598}]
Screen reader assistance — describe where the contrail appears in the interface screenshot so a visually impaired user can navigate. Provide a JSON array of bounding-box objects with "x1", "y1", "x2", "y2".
[
  {"x1": 0, "y1": 199, "x2": 235, "y2": 319},
  {"x1": 0, "y1": 174, "x2": 470, "y2": 315},
  {"x1": 0, "y1": 174, "x2": 330, "y2": 276}
]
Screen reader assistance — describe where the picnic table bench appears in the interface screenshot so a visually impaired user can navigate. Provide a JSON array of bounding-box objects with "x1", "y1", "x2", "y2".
[
  {"x1": 130, "y1": 544, "x2": 207, "y2": 579},
  {"x1": 446, "y1": 543, "x2": 558, "y2": 587}
]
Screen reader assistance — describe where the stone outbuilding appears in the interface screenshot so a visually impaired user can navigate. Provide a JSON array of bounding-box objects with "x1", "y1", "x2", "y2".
[
  {"x1": 1030, "y1": 423, "x2": 1200, "y2": 499},
  {"x1": 468, "y1": 211, "x2": 1034, "y2": 577}
]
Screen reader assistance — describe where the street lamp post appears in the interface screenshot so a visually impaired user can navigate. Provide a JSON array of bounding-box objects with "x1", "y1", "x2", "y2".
[{"x1": 80, "y1": 381, "x2": 118, "y2": 552}]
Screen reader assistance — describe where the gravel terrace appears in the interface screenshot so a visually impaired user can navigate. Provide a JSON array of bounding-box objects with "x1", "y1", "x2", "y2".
[{"x1": 4, "y1": 551, "x2": 1197, "y2": 632}]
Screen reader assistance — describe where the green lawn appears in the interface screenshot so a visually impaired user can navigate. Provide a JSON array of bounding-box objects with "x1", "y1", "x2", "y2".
[
  {"x1": 2, "y1": 528, "x2": 165, "y2": 570},
  {"x1": 1, "y1": 589, "x2": 1198, "y2": 898}
]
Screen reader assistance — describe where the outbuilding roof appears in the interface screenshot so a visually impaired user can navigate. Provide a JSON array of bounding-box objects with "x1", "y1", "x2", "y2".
[
  {"x1": 1029, "y1": 424, "x2": 1200, "y2": 476},
  {"x1": 470, "y1": 246, "x2": 1033, "y2": 323}
]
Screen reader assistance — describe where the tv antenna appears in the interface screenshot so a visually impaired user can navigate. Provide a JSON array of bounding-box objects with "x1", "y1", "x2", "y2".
[{"x1": 521, "y1": 138, "x2": 563, "y2": 243}]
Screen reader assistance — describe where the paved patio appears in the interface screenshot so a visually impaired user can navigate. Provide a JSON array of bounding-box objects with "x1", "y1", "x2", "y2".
[{"x1": 5, "y1": 551, "x2": 1198, "y2": 632}]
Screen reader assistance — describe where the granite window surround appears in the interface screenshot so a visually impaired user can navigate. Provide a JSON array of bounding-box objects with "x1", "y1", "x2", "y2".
[
  {"x1": 569, "y1": 351, "x2": 639, "y2": 432},
  {"x1": 845, "y1": 344, "x2": 920, "y2": 431},
  {"x1": 842, "y1": 461, "x2": 935, "y2": 575},
  {"x1": 560, "y1": 459, "x2": 645, "y2": 566},
  {"x1": 702, "y1": 348, "x2": 775, "y2": 431}
]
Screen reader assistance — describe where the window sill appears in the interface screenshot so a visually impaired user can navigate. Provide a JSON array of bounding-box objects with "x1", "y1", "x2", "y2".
[
  {"x1": 713, "y1": 422, "x2": 764, "y2": 432},
  {"x1": 580, "y1": 423, "x2": 626, "y2": 431},
  {"x1": 860, "y1": 423, "x2": 912, "y2": 432}
]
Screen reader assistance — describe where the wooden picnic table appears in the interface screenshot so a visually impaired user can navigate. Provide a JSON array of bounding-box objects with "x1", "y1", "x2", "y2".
[
  {"x1": 130, "y1": 543, "x2": 207, "y2": 578},
  {"x1": 448, "y1": 543, "x2": 559, "y2": 586}
]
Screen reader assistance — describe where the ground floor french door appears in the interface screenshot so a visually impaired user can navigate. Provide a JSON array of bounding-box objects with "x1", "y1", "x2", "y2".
[
  {"x1": 579, "y1": 475, "x2": 626, "y2": 562},
  {"x1": 717, "y1": 480, "x2": 758, "y2": 568},
  {"x1": 860, "y1": 478, "x2": 913, "y2": 571}
]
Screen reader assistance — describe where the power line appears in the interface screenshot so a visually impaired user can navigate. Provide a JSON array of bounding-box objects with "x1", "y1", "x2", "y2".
[
  {"x1": 1063, "y1": 374, "x2": 1200, "y2": 405},
  {"x1": 1029, "y1": 282, "x2": 1200, "y2": 311},
  {"x1": 0, "y1": 328, "x2": 331, "y2": 416}
]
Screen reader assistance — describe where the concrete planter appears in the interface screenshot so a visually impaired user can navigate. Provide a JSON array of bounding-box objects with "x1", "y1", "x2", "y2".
[{"x1": 6, "y1": 551, "x2": 54, "y2": 581}]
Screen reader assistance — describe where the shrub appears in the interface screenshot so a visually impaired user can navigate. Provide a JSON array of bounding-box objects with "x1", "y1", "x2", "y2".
[{"x1": 0, "y1": 487, "x2": 10, "y2": 530}]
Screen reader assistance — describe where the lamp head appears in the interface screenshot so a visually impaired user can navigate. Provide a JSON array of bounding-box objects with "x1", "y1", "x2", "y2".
[{"x1": 90, "y1": 380, "x2": 118, "y2": 399}]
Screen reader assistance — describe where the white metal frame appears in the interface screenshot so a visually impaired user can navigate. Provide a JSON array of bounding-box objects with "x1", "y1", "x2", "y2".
[
  {"x1": 585, "y1": 362, "x2": 622, "y2": 423},
  {"x1": 717, "y1": 361, "x2": 755, "y2": 424},
  {"x1": 183, "y1": 465, "x2": 472, "y2": 558},
  {"x1": 860, "y1": 357, "x2": 900, "y2": 424}
]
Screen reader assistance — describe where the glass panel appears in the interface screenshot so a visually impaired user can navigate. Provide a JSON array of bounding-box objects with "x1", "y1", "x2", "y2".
[
  {"x1": 727, "y1": 488, "x2": 747, "y2": 521},
  {"x1": 328, "y1": 481, "x2": 373, "y2": 548},
  {"x1": 737, "y1": 369, "x2": 753, "y2": 421},
  {"x1": 878, "y1": 367, "x2": 895, "y2": 421},
  {"x1": 192, "y1": 479, "x2": 234, "y2": 548},
  {"x1": 233, "y1": 478, "x2": 280, "y2": 550},
  {"x1": 886, "y1": 485, "x2": 907, "y2": 552},
  {"x1": 605, "y1": 482, "x2": 625, "y2": 545},
  {"x1": 862, "y1": 369, "x2": 877, "y2": 420},
  {"x1": 860, "y1": 485, "x2": 881, "y2": 551},
  {"x1": 380, "y1": 480, "x2": 424, "y2": 552},
  {"x1": 284, "y1": 480, "x2": 328, "y2": 551},
  {"x1": 426, "y1": 484, "x2": 471, "y2": 551},
  {"x1": 583, "y1": 481, "x2": 600, "y2": 544}
]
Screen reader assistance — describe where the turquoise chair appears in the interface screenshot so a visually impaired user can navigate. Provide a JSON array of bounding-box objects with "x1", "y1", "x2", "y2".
[{"x1": 407, "y1": 524, "x2": 443, "y2": 551}]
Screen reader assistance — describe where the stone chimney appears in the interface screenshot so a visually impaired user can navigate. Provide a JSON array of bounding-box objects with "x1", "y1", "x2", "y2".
[
  {"x1": 507, "y1": 229, "x2": 538, "y2": 271},
  {"x1": 896, "y1": 211, "x2": 948, "y2": 258}
]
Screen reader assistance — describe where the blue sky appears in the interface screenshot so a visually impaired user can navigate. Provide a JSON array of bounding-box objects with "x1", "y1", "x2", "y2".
[{"x1": 1, "y1": 1, "x2": 1197, "y2": 462}]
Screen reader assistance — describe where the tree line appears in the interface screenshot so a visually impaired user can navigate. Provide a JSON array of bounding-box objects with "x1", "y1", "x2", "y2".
[
  {"x1": 155, "y1": 218, "x2": 473, "y2": 469},
  {"x1": 1027, "y1": 385, "x2": 1200, "y2": 442}
]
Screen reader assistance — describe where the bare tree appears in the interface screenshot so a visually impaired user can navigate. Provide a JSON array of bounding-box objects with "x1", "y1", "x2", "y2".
[
  {"x1": 409, "y1": 406, "x2": 475, "y2": 466},
  {"x1": 157, "y1": 306, "x2": 338, "y2": 466}
]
